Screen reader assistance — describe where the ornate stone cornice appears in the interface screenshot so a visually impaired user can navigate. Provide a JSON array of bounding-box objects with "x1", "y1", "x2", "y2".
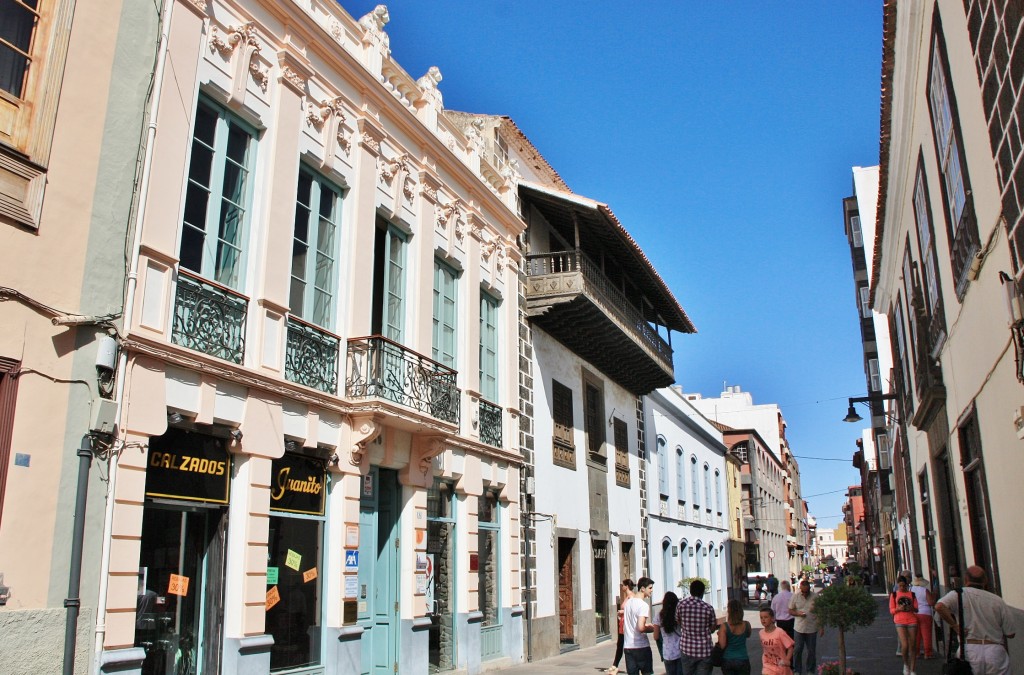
[
  {"x1": 180, "y1": 0, "x2": 208, "y2": 18},
  {"x1": 357, "y1": 117, "x2": 386, "y2": 157},
  {"x1": 277, "y1": 50, "x2": 313, "y2": 96}
]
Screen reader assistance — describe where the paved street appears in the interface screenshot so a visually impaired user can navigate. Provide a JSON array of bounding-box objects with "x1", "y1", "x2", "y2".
[{"x1": 496, "y1": 593, "x2": 947, "y2": 674}]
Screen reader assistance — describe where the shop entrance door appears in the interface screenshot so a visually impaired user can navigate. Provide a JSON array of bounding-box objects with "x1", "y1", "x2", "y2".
[
  {"x1": 135, "y1": 505, "x2": 226, "y2": 675},
  {"x1": 426, "y1": 483, "x2": 455, "y2": 672},
  {"x1": 557, "y1": 538, "x2": 575, "y2": 644},
  {"x1": 358, "y1": 468, "x2": 400, "y2": 674}
]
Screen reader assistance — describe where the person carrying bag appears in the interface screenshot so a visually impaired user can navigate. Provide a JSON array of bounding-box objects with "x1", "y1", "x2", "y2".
[{"x1": 942, "y1": 580, "x2": 972, "y2": 675}]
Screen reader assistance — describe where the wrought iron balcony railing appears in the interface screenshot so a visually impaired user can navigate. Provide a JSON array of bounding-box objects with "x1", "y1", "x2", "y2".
[
  {"x1": 951, "y1": 198, "x2": 980, "y2": 299},
  {"x1": 525, "y1": 250, "x2": 673, "y2": 367},
  {"x1": 171, "y1": 270, "x2": 247, "y2": 364},
  {"x1": 285, "y1": 317, "x2": 340, "y2": 394},
  {"x1": 346, "y1": 336, "x2": 460, "y2": 425},
  {"x1": 478, "y1": 398, "x2": 502, "y2": 447}
]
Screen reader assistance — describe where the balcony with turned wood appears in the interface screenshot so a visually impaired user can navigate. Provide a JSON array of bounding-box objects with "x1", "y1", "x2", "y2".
[{"x1": 519, "y1": 183, "x2": 695, "y2": 395}]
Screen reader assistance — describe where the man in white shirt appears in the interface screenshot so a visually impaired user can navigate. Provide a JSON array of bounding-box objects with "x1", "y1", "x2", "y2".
[
  {"x1": 935, "y1": 566, "x2": 1016, "y2": 675},
  {"x1": 622, "y1": 576, "x2": 656, "y2": 675}
]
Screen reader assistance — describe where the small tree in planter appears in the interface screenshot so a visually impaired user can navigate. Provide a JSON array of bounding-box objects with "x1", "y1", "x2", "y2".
[
  {"x1": 812, "y1": 583, "x2": 877, "y2": 674},
  {"x1": 677, "y1": 577, "x2": 712, "y2": 598}
]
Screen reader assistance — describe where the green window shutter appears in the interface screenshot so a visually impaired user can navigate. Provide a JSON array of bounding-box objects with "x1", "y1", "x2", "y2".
[
  {"x1": 179, "y1": 98, "x2": 256, "y2": 290},
  {"x1": 479, "y1": 292, "x2": 498, "y2": 401},
  {"x1": 384, "y1": 228, "x2": 405, "y2": 342},
  {"x1": 432, "y1": 261, "x2": 457, "y2": 367}
]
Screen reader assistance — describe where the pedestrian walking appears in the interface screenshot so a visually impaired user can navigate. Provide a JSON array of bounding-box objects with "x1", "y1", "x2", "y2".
[
  {"x1": 771, "y1": 580, "x2": 795, "y2": 640},
  {"x1": 717, "y1": 599, "x2": 752, "y2": 675},
  {"x1": 910, "y1": 572, "x2": 936, "y2": 659},
  {"x1": 893, "y1": 570, "x2": 911, "y2": 656},
  {"x1": 890, "y1": 575, "x2": 919, "y2": 675},
  {"x1": 622, "y1": 577, "x2": 657, "y2": 675},
  {"x1": 674, "y1": 578, "x2": 717, "y2": 675},
  {"x1": 934, "y1": 565, "x2": 1017, "y2": 675},
  {"x1": 652, "y1": 591, "x2": 682, "y2": 675},
  {"x1": 607, "y1": 578, "x2": 635, "y2": 675},
  {"x1": 767, "y1": 573, "x2": 779, "y2": 599},
  {"x1": 788, "y1": 578, "x2": 823, "y2": 675},
  {"x1": 755, "y1": 576, "x2": 765, "y2": 602},
  {"x1": 758, "y1": 606, "x2": 794, "y2": 675}
]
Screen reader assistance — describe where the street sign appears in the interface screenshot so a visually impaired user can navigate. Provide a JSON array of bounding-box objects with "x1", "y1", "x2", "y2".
[
  {"x1": 768, "y1": 551, "x2": 776, "y2": 559},
  {"x1": 344, "y1": 549, "x2": 359, "y2": 571}
]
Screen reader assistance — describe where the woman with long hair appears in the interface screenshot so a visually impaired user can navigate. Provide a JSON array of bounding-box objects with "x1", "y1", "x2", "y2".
[
  {"x1": 718, "y1": 599, "x2": 752, "y2": 674},
  {"x1": 890, "y1": 576, "x2": 919, "y2": 675},
  {"x1": 651, "y1": 591, "x2": 681, "y2": 675}
]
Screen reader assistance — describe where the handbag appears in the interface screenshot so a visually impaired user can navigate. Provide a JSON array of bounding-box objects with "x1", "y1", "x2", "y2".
[
  {"x1": 942, "y1": 583, "x2": 973, "y2": 675},
  {"x1": 710, "y1": 644, "x2": 724, "y2": 667}
]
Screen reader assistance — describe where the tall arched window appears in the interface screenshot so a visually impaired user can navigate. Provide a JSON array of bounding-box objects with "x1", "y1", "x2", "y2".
[
  {"x1": 680, "y1": 539, "x2": 689, "y2": 584},
  {"x1": 708, "y1": 541, "x2": 718, "y2": 607},
  {"x1": 662, "y1": 539, "x2": 673, "y2": 591},
  {"x1": 690, "y1": 456, "x2": 700, "y2": 509},
  {"x1": 714, "y1": 470, "x2": 722, "y2": 514},
  {"x1": 657, "y1": 436, "x2": 668, "y2": 495},
  {"x1": 703, "y1": 463, "x2": 711, "y2": 510},
  {"x1": 675, "y1": 447, "x2": 685, "y2": 502}
]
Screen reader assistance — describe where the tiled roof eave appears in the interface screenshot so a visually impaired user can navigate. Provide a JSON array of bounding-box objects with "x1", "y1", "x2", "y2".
[{"x1": 870, "y1": 0, "x2": 899, "y2": 306}]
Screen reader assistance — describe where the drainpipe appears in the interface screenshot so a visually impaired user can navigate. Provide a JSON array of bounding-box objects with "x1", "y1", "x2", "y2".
[
  {"x1": 63, "y1": 435, "x2": 94, "y2": 675},
  {"x1": 523, "y1": 469, "x2": 533, "y2": 662},
  {"x1": 91, "y1": 0, "x2": 175, "y2": 670}
]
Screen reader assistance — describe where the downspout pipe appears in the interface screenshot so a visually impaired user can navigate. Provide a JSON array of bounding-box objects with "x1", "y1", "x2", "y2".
[
  {"x1": 63, "y1": 434, "x2": 94, "y2": 675},
  {"x1": 92, "y1": 0, "x2": 175, "y2": 670}
]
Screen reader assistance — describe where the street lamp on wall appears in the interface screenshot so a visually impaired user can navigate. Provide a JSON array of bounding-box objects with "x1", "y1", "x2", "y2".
[{"x1": 841, "y1": 394, "x2": 897, "y2": 424}]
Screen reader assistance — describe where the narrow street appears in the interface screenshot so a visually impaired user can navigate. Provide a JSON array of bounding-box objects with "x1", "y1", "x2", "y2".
[{"x1": 496, "y1": 592, "x2": 947, "y2": 674}]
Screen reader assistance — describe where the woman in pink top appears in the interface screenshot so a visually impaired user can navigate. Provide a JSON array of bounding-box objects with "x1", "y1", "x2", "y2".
[
  {"x1": 759, "y1": 607, "x2": 794, "y2": 675},
  {"x1": 890, "y1": 576, "x2": 919, "y2": 675}
]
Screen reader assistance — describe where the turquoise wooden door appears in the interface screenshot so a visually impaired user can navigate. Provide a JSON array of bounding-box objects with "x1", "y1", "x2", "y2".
[{"x1": 358, "y1": 469, "x2": 400, "y2": 674}]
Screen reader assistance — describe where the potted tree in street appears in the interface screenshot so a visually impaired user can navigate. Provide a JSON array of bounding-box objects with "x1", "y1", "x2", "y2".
[{"x1": 811, "y1": 582, "x2": 877, "y2": 674}]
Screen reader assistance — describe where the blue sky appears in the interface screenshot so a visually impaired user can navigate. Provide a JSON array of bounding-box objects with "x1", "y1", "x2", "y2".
[{"x1": 342, "y1": 2, "x2": 883, "y2": 527}]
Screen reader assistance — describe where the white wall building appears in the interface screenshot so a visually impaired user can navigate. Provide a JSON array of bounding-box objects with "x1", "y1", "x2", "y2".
[
  {"x1": 815, "y1": 528, "x2": 849, "y2": 566},
  {"x1": 645, "y1": 387, "x2": 730, "y2": 611}
]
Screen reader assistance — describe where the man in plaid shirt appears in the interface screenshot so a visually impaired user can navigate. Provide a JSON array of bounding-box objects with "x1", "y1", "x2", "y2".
[{"x1": 674, "y1": 579, "x2": 718, "y2": 675}]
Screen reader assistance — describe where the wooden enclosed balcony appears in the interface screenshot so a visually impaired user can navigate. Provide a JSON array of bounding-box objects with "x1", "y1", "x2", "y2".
[
  {"x1": 525, "y1": 250, "x2": 674, "y2": 393},
  {"x1": 519, "y1": 182, "x2": 695, "y2": 395}
]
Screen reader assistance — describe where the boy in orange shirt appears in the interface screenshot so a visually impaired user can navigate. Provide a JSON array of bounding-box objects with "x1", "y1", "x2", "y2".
[{"x1": 760, "y1": 607, "x2": 795, "y2": 675}]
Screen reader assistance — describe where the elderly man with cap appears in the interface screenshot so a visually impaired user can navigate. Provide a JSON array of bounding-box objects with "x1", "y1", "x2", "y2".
[{"x1": 935, "y1": 566, "x2": 1016, "y2": 675}]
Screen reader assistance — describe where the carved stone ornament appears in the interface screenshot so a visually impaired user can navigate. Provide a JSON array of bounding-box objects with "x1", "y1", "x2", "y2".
[
  {"x1": 380, "y1": 154, "x2": 408, "y2": 185},
  {"x1": 185, "y1": 0, "x2": 208, "y2": 13},
  {"x1": 402, "y1": 176, "x2": 416, "y2": 203},
  {"x1": 454, "y1": 214, "x2": 466, "y2": 242},
  {"x1": 360, "y1": 132, "x2": 381, "y2": 154},
  {"x1": 495, "y1": 244, "x2": 507, "y2": 273},
  {"x1": 500, "y1": 158, "x2": 521, "y2": 185},
  {"x1": 210, "y1": 22, "x2": 260, "y2": 56},
  {"x1": 306, "y1": 97, "x2": 346, "y2": 130},
  {"x1": 436, "y1": 199, "x2": 462, "y2": 229},
  {"x1": 330, "y1": 18, "x2": 343, "y2": 41},
  {"x1": 349, "y1": 416, "x2": 382, "y2": 466},
  {"x1": 422, "y1": 185, "x2": 438, "y2": 202},
  {"x1": 480, "y1": 238, "x2": 497, "y2": 261},
  {"x1": 280, "y1": 66, "x2": 305, "y2": 92},
  {"x1": 249, "y1": 58, "x2": 269, "y2": 92},
  {"x1": 358, "y1": 5, "x2": 391, "y2": 53},
  {"x1": 416, "y1": 65, "x2": 442, "y2": 91},
  {"x1": 465, "y1": 118, "x2": 484, "y2": 153}
]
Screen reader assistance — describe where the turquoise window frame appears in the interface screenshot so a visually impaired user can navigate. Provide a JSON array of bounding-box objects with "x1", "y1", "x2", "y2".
[
  {"x1": 478, "y1": 491, "x2": 501, "y2": 627},
  {"x1": 675, "y1": 446, "x2": 685, "y2": 503},
  {"x1": 690, "y1": 456, "x2": 700, "y2": 509},
  {"x1": 179, "y1": 96, "x2": 257, "y2": 290},
  {"x1": 384, "y1": 225, "x2": 406, "y2": 342},
  {"x1": 479, "y1": 291, "x2": 499, "y2": 402},
  {"x1": 290, "y1": 167, "x2": 342, "y2": 328},
  {"x1": 432, "y1": 261, "x2": 458, "y2": 368},
  {"x1": 656, "y1": 436, "x2": 668, "y2": 496}
]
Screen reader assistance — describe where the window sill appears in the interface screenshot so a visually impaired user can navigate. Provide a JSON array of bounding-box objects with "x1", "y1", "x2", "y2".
[{"x1": 586, "y1": 455, "x2": 608, "y2": 472}]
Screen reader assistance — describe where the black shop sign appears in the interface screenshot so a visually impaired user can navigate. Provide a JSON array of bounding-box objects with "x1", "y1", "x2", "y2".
[
  {"x1": 269, "y1": 453, "x2": 326, "y2": 516},
  {"x1": 145, "y1": 428, "x2": 231, "y2": 504}
]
